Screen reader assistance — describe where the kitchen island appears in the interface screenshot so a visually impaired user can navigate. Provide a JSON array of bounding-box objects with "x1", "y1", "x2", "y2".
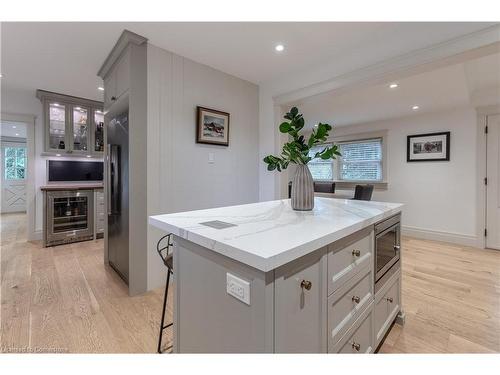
[{"x1": 149, "y1": 197, "x2": 404, "y2": 353}]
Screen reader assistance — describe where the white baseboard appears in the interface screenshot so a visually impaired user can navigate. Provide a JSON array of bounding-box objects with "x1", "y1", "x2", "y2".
[{"x1": 402, "y1": 225, "x2": 479, "y2": 247}]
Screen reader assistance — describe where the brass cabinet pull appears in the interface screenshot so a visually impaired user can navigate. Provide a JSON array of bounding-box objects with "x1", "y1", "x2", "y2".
[
  {"x1": 352, "y1": 342, "x2": 361, "y2": 351},
  {"x1": 352, "y1": 296, "x2": 360, "y2": 304},
  {"x1": 386, "y1": 297, "x2": 394, "y2": 303},
  {"x1": 352, "y1": 249, "x2": 361, "y2": 257},
  {"x1": 394, "y1": 245, "x2": 401, "y2": 251},
  {"x1": 300, "y1": 280, "x2": 312, "y2": 291}
]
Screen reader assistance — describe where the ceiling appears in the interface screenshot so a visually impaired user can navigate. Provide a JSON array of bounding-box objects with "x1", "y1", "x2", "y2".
[
  {"x1": 295, "y1": 53, "x2": 500, "y2": 128},
  {"x1": 0, "y1": 22, "x2": 496, "y2": 101},
  {"x1": 0, "y1": 121, "x2": 27, "y2": 138}
]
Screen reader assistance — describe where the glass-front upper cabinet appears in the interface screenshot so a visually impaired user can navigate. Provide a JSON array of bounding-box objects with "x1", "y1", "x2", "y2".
[
  {"x1": 72, "y1": 106, "x2": 89, "y2": 153},
  {"x1": 93, "y1": 109, "x2": 105, "y2": 154},
  {"x1": 37, "y1": 90, "x2": 104, "y2": 155},
  {"x1": 48, "y1": 102, "x2": 67, "y2": 151}
]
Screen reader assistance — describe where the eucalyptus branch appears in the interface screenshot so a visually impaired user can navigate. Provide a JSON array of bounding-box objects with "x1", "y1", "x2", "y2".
[{"x1": 263, "y1": 107, "x2": 341, "y2": 172}]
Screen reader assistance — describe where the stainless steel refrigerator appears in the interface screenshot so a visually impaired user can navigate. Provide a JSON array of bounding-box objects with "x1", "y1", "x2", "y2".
[{"x1": 107, "y1": 111, "x2": 129, "y2": 283}]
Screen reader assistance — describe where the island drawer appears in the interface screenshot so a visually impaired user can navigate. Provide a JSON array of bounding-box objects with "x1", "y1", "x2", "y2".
[
  {"x1": 374, "y1": 268, "x2": 401, "y2": 347},
  {"x1": 328, "y1": 264, "x2": 372, "y2": 345},
  {"x1": 330, "y1": 302, "x2": 374, "y2": 353},
  {"x1": 328, "y1": 227, "x2": 373, "y2": 295}
]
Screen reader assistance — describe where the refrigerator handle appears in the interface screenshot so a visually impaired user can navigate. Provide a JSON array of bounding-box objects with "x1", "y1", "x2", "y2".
[{"x1": 106, "y1": 144, "x2": 112, "y2": 216}]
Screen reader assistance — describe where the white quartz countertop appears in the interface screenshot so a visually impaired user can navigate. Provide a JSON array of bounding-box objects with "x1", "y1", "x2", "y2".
[{"x1": 149, "y1": 197, "x2": 403, "y2": 272}]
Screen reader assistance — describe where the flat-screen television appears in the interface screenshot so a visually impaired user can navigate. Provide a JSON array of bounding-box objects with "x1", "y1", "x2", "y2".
[{"x1": 48, "y1": 160, "x2": 104, "y2": 182}]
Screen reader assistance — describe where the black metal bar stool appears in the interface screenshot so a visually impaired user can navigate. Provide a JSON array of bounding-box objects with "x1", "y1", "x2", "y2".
[{"x1": 157, "y1": 233, "x2": 173, "y2": 353}]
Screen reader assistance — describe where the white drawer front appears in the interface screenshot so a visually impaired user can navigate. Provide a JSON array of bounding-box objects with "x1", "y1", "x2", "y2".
[
  {"x1": 328, "y1": 228, "x2": 373, "y2": 295},
  {"x1": 374, "y1": 271, "x2": 401, "y2": 347},
  {"x1": 331, "y1": 303, "x2": 374, "y2": 353},
  {"x1": 328, "y1": 266, "x2": 372, "y2": 345}
]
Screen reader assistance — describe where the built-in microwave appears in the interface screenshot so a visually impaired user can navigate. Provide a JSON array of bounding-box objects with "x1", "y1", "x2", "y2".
[{"x1": 374, "y1": 214, "x2": 401, "y2": 288}]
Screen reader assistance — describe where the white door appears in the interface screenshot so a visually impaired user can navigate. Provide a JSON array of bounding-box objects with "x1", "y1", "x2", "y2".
[
  {"x1": 1, "y1": 142, "x2": 27, "y2": 213},
  {"x1": 486, "y1": 114, "x2": 500, "y2": 250}
]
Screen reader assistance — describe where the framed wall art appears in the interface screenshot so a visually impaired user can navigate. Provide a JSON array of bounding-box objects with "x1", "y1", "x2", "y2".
[
  {"x1": 196, "y1": 106, "x2": 230, "y2": 146},
  {"x1": 407, "y1": 131, "x2": 450, "y2": 162}
]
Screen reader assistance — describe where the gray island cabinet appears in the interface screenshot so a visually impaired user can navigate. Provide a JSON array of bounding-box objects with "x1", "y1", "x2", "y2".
[{"x1": 149, "y1": 197, "x2": 404, "y2": 353}]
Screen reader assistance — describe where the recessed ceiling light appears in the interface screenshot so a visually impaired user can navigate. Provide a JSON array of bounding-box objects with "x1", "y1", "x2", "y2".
[
  {"x1": 56, "y1": 154, "x2": 61, "y2": 157},
  {"x1": 15, "y1": 133, "x2": 19, "y2": 136},
  {"x1": 86, "y1": 155, "x2": 91, "y2": 158},
  {"x1": 389, "y1": 83, "x2": 399, "y2": 89},
  {"x1": 98, "y1": 86, "x2": 104, "y2": 91},
  {"x1": 275, "y1": 44, "x2": 285, "y2": 52},
  {"x1": 75, "y1": 107, "x2": 81, "y2": 110},
  {"x1": 0, "y1": 73, "x2": 3, "y2": 78},
  {"x1": 12, "y1": 125, "x2": 16, "y2": 129},
  {"x1": 412, "y1": 105, "x2": 420, "y2": 111}
]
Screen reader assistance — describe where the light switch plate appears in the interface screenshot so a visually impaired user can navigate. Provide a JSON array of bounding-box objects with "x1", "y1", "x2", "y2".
[
  {"x1": 208, "y1": 152, "x2": 215, "y2": 163},
  {"x1": 226, "y1": 272, "x2": 250, "y2": 305}
]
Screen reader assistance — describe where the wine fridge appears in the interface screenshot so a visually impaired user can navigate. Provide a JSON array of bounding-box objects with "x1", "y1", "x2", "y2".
[{"x1": 44, "y1": 190, "x2": 94, "y2": 247}]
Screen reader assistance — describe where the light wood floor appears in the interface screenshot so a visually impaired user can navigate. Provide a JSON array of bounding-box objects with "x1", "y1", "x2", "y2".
[
  {"x1": 1, "y1": 213, "x2": 499, "y2": 353},
  {"x1": 1, "y1": 213, "x2": 171, "y2": 353}
]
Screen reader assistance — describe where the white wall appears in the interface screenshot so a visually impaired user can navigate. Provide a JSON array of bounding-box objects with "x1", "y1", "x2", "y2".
[
  {"x1": 1, "y1": 87, "x2": 102, "y2": 237},
  {"x1": 302, "y1": 107, "x2": 479, "y2": 245},
  {"x1": 147, "y1": 44, "x2": 259, "y2": 290}
]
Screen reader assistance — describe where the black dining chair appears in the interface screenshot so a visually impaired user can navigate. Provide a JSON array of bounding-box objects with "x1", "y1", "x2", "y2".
[
  {"x1": 288, "y1": 181, "x2": 336, "y2": 198},
  {"x1": 353, "y1": 184, "x2": 374, "y2": 201},
  {"x1": 314, "y1": 181, "x2": 335, "y2": 194},
  {"x1": 156, "y1": 233, "x2": 174, "y2": 353}
]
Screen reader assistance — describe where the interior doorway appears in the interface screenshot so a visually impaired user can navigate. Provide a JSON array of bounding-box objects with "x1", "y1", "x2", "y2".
[
  {"x1": 1, "y1": 121, "x2": 28, "y2": 213},
  {"x1": 486, "y1": 114, "x2": 500, "y2": 250},
  {"x1": 0, "y1": 113, "x2": 36, "y2": 241}
]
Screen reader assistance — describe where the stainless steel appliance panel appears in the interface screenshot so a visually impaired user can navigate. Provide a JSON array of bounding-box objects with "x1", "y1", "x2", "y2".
[
  {"x1": 45, "y1": 190, "x2": 94, "y2": 246},
  {"x1": 107, "y1": 112, "x2": 129, "y2": 283},
  {"x1": 374, "y1": 214, "x2": 401, "y2": 284}
]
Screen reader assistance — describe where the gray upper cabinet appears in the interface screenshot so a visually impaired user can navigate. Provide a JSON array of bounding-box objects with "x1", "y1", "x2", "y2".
[
  {"x1": 102, "y1": 48, "x2": 130, "y2": 110},
  {"x1": 37, "y1": 90, "x2": 104, "y2": 156}
]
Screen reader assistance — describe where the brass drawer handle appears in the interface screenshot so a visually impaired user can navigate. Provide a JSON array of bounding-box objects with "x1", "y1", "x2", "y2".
[
  {"x1": 352, "y1": 342, "x2": 361, "y2": 351},
  {"x1": 386, "y1": 297, "x2": 393, "y2": 303},
  {"x1": 352, "y1": 249, "x2": 361, "y2": 257},
  {"x1": 300, "y1": 280, "x2": 312, "y2": 291},
  {"x1": 352, "y1": 296, "x2": 360, "y2": 304}
]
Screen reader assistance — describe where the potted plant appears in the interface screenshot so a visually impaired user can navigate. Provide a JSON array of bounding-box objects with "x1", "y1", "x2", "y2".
[{"x1": 263, "y1": 107, "x2": 341, "y2": 211}]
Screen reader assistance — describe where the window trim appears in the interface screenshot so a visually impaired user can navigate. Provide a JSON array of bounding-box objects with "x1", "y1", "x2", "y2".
[{"x1": 308, "y1": 130, "x2": 388, "y2": 190}]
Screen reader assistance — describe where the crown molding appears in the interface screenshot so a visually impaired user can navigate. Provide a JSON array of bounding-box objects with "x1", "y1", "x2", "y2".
[
  {"x1": 274, "y1": 24, "x2": 500, "y2": 105},
  {"x1": 97, "y1": 29, "x2": 148, "y2": 79}
]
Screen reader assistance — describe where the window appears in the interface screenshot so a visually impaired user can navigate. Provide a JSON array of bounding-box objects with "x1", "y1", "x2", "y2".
[
  {"x1": 338, "y1": 138, "x2": 382, "y2": 181},
  {"x1": 4, "y1": 146, "x2": 26, "y2": 180},
  {"x1": 307, "y1": 143, "x2": 334, "y2": 180}
]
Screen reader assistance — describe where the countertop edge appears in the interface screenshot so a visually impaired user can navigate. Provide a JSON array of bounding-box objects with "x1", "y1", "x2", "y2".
[
  {"x1": 148, "y1": 205, "x2": 403, "y2": 272},
  {"x1": 40, "y1": 184, "x2": 104, "y2": 191}
]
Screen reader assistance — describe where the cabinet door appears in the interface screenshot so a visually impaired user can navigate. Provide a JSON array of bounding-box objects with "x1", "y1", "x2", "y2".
[
  {"x1": 103, "y1": 73, "x2": 116, "y2": 109},
  {"x1": 374, "y1": 271, "x2": 401, "y2": 347},
  {"x1": 274, "y1": 248, "x2": 327, "y2": 353},
  {"x1": 93, "y1": 108, "x2": 105, "y2": 154},
  {"x1": 115, "y1": 50, "x2": 130, "y2": 100},
  {"x1": 70, "y1": 105, "x2": 90, "y2": 154},
  {"x1": 46, "y1": 101, "x2": 68, "y2": 152}
]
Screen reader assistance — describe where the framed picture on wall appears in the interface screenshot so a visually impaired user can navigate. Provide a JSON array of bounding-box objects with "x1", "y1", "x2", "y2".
[
  {"x1": 407, "y1": 131, "x2": 450, "y2": 162},
  {"x1": 196, "y1": 106, "x2": 230, "y2": 146}
]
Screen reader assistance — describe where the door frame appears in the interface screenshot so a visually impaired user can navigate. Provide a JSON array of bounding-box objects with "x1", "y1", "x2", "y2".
[
  {"x1": 0, "y1": 112, "x2": 36, "y2": 241},
  {"x1": 476, "y1": 105, "x2": 500, "y2": 250}
]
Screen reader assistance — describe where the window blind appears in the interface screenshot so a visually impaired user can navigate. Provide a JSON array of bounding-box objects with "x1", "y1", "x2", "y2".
[
  {"x1": 339, "y1": 138, "x2": 382, "y2": 181},
  {"x1": 307, "y1": 144, "x2": 333, "y2": 180}
]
